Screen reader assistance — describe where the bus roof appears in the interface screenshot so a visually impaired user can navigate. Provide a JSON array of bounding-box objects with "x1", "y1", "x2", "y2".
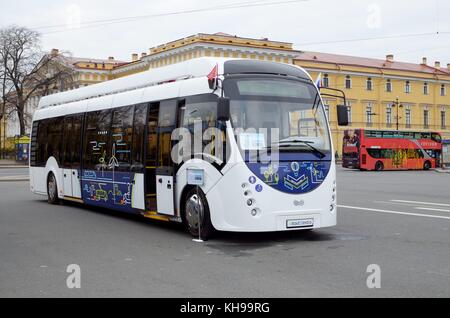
[{"x1": 37, "y1": 58, "x2": 311, "y2": 110}]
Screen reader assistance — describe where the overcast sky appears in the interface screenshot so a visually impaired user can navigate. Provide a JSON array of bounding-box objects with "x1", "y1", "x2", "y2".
[{"x1": 1, "y1": 0, "x2": 449, "y2": 66}]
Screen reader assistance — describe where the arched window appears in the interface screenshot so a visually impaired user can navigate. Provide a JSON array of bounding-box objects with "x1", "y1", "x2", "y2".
[
  {"x1": 423, "y1": 82, "x2": 429, "y2": 95},
  {"x1": 323, "y1": 74, "x2": 329, "y2": 88},
  {"x1": 345, "y1": 75, "x2": 352, "y2": 89},
  {"x1": 366, "y1": 78, "x2": 373, "y2": 91},
  {"x1": 405, "y1": 81, "x2": 411, "y2": 93},
  {"x1": 386, "y1": 79, "x2": 392, "y2": 92}
]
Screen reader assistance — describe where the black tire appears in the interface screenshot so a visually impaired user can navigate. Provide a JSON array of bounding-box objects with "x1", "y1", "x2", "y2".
[
  {"x1": 47, "y1": 172, "x2": 60, "y2": 205},
  {"x1": 424, "y1": 161, "x2": 431, "y2": 171},
  {"x1": 375, "y1": 161, "x2": 384, "y2": 171},
  {"x1": 183, "y1": 187, "x2": 215, "y2": 240}
]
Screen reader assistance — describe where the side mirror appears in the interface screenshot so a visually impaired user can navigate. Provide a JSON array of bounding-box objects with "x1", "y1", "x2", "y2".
[
  {"x1": 337, "y1": 105, "x2": 349, "y2": 126},
  {"x1": 217, "y1": 97, "x2": 230, "y2": 122}
]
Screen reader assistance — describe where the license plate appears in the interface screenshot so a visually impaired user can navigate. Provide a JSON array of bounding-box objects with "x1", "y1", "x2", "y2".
[{"x1": 286, "y1": 218, "x2": 314, "y2": 229}]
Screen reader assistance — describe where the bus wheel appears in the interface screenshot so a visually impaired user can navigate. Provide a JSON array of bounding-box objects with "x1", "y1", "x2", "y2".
[
  {"x1": 47, "y1": 172, "x2": 60, "y2": 205},
  {"x1": 423, "y1": 161, "x2": 431, "y2": 171},
  {"x1": 375, "y1": 161, "x2": 384, "y2": 171},
  {"x1": 183, "y1": 187, "x2": 215, "y2": 240}
]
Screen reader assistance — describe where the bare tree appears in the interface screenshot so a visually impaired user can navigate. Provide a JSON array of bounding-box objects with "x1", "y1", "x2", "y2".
[{"x1": 0, "y1": 26, "x2": 73, "y2": 136}]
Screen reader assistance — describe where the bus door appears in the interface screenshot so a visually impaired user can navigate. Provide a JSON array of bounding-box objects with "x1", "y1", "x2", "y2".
[
  {"x1": 146, "y1": 100, "x2": 178, "y2": 216},
  {"x1": 62, "y1": 115, "x2": 83, "y2": 198}
]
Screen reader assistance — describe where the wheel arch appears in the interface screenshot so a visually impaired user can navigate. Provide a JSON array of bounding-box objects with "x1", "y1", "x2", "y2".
[{"x1": 45, "y1": 156, "x2": 63, "y2": 198}]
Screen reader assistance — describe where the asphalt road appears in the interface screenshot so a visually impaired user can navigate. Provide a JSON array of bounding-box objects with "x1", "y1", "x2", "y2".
[{"x1": 0, "y1": 167, "x2": 449, "y2": 298}]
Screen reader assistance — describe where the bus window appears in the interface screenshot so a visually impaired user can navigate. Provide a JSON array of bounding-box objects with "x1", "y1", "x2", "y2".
[
  {"x1": 158, "y1": 100, "x2": 177, "y2": 167},
  {"x1": 111, "y1": 106, "x2": 134, "y2": 172},
  {"x1": 72, "y1": 115, "x2": 83, "y2": 169},
  {"x1": 47, "y1": 118, "x2": 63, "y2": 165},
  {"x1": 147, "y1": 103, "x2": 159, "y2": 167},
  {"x1": 182, "y1": 95, "x2": 218, "y2": 159},
  {"x1": 431, "y1": 133, "x2": 442, "y2": 143},
  {"x1": 62, "y1": 117, "x2": 74, "y2": 169},
  {"x1": 83, "y1": 110, "x2": 112, "y2": 171},
  {"x1": 36, "y1": 120, "x2": 48, "y2": 166},
  {"x1": 132, "y1": 104, "x2": 147, "y2": 172},
  {"x1": 367, "y1": 149, "x2": 381, "y2": 158}
]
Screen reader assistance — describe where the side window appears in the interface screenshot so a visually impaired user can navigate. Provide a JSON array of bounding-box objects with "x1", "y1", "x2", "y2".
[
  {"x1": 83, "y1": 110, "x2": 112, "y2": 170},
  {"x1": 158, "y1": 100, "x2": 177, "y2": 167},
  {"x1": 111, "y1": 106, "x2": 134, "y2": 172},
  {"x1": 36, "y1": 120, "x2": 48, "y2": 166},
  {"x1": 182, "y1": 95, "x2": 218, "y2": 159},
  {"x1": 147, "y1": 103, "x2": 160, "y2": 167},
  {"x1": 47, "y1": 117, "x2": 63, "y2": 165},
  {"x1": 72, "y1": 115, "x2": 83, "y2": 169},
  {"x1": 132, "y1": 104, "x2": 148, "y2": 172},
  {"x1": 62, "y1": 117, "x2": 73, "y2": 169},
  {"x1": 30, "y1": 121, "x2": 39, "y2": 167}
]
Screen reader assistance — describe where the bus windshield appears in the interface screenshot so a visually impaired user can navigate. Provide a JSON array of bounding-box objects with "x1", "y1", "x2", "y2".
[{"x1": 224, "y1": 77, "x2": 331, "y2": 158}]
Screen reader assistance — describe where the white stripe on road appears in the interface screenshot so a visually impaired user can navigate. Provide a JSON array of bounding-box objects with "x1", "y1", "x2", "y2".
[
  {"x1": 390, "y1": 200, "x2": 450, "y2": 207},
  {"x1": 338, "y1": 205, "x2": 450, "y2": 220},
  {"x1": 415, "y1": 207, "x2": 450, "y2": 213}
]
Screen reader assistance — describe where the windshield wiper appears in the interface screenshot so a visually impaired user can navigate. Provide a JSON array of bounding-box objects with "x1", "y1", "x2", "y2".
[{"x1": 272, "y1": 139, "x2": 327, "y2": 159}]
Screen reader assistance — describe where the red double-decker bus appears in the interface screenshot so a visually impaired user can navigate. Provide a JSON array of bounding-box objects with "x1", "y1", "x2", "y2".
[{"x1": 342, "y1": 129, "x2": 442, "y2": 171}]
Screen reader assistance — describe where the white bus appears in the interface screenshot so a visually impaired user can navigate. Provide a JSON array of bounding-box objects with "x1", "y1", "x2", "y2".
[{"x1": 30, "y1": 58, "x2": 348, "y2": 239}]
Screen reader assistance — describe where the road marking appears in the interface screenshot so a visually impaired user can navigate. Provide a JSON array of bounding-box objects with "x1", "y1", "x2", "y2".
[
  {"x1": 338, "y1": 205, "x2": 450, "y2": 220},
  {"x1": 415, "y1": 207, "x2": 450, "y2": 213},
  {"x1": 390, "y1": 200, "x2": 450, "y2": 207}
]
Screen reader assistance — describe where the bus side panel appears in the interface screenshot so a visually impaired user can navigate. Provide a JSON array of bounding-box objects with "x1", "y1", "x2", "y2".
[
  {"x1": 81, "y1": 170, "x2": 139, "y2": 214},
  {"x1": 30, "y1": 167, "x2": 47, "y2": 195},
  {"x1": 131, "y1": 173, "x2": 145, "y2": 210}
]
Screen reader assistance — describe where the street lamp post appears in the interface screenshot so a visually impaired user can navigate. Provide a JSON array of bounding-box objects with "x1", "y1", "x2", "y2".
[{"x1": 392, "y1": 98, "x2": 403, "y2": 131}]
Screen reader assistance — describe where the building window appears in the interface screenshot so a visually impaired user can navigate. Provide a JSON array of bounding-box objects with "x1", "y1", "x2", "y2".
[
  {"x1": 423, "y1": 108, "x2": 429, "y2": 128},
  {"x1": 386, "y1": 105, "x2": 392, "y2": 126},
  {"x1": 423, "y1": 82, "x2": 429, "y2": 95},
  {"x1": 386, "y1": 79, "x2": 392, "y2": 92},
  {"x1": 345, "y1": 75, "x2": 352, "y2": 89},
  {"x1": 324, "y1": 103, "x2": 330, "y2": 121},
  {"x1": 441, "y1": 110, "x2": 446, "y2": 128},
  {"x1": 405, "y1": 81, "x2": 411, "y2": 93},
  {"x1": 367, "y1": 78, "x2": 373, "y2": 91},
  {"x1": 345, "y1": 101, "x2": 352, "y2": 125},
  {"x1": 366, "y1": 103, "x2": 373, "y2": 125},
  {"x1": 441, "y1": 84, "x2": 446, "y2": 96},
  {"x1": 405, "y1": 107, "x2": 411, "y2": 127},
  {"x1": 322, "y1": 74, "x2": 329, "y2": 88}
]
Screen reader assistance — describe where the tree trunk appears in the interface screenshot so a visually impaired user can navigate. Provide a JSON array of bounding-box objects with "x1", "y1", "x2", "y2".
[{"x1": 17, "y1": 94, "x2": 26, "y2": 136}]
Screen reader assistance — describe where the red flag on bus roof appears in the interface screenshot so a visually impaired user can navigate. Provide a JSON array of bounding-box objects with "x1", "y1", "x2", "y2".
[{"x1": 207, "y1": 64, "x2": 218, "y2": 89}]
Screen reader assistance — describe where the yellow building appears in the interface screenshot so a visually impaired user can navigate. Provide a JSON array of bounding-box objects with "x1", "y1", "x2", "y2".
[
  {"x1": 295, "y1": 52, "x2": 450, "y2": 154},
  {"x1": 112, "y1": 32, "x2": 298, "y2": 78}
]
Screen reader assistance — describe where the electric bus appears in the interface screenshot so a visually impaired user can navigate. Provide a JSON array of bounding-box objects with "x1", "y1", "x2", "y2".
[{"x1": 30, "y1": 58, "x2": 348, "y2": 239}]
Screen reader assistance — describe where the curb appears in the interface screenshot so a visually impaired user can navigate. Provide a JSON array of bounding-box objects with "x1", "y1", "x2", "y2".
[
  {"x1": 435, "y1": 170, "x2": 450, "y2": 174},
  {"x1": 0, "y1": 177, "x2": 29, "y2": 182},
  {"x1": 0, "y1": 166, "x2": 28, "y2": 169}
]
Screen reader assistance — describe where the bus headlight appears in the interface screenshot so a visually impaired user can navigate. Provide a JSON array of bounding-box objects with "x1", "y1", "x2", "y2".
[{"x1": 247, "y1": 199, "x2": 255, "y2": 207}]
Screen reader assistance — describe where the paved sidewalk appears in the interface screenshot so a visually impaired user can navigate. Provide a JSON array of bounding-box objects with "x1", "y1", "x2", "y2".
[
  {"x1": 0, "y1": 175, "x2": 29, "y2": 182},
  {"x1": 0, "y1": 160, "x2": 28, "y2": 169},
  {"x1": 435, "y1": 169, "x2": 450, "y2": 174}
]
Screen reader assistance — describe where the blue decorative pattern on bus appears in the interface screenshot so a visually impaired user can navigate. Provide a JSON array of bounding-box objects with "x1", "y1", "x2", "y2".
[
  {"x1": 247, "y1": 160, "x2": 331, "y2": 194},
  {"x1": 81, "y1": 170, "x2": 136, "y2": 213}
]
